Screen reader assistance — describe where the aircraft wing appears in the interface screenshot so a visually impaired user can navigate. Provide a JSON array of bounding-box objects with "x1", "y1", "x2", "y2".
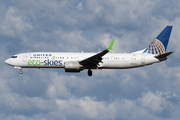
[{"x1": 79, "y1": 39, "x2": 115, "y2": 67}]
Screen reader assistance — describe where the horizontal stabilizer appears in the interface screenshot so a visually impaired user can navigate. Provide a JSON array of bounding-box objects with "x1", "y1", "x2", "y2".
[{"x1": 154, "y1": 52, "x2": 173, "y2": 59}]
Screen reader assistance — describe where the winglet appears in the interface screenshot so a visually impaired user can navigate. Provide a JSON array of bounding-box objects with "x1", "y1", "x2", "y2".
[{"x1": 107, "y1": 39, "x2": 115, "y2": 50}]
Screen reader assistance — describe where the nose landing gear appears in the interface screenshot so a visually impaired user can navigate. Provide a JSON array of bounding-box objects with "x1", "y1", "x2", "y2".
[
  {"x1": 88, "y1": 69, "x2": 92, "y2": 76},
  {"x1": 19, "y1": 69, "x2": 23, "y2": 74},
  {"x1": 14, "y1": 67, "x2": 23, "y2": 74}
]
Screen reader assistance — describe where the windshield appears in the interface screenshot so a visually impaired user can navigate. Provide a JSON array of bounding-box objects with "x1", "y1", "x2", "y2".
[{"x1": 11, "y1": 56, "x2": 17, "y2": 58}]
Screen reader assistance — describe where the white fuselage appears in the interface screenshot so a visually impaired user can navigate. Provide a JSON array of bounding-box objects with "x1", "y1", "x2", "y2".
[
  {"x1": 4, "y1": 26, "x2": 172, "y2": 76},
  {"x1": 5, "y1": 52, "x2": 160, "y2": 69}
]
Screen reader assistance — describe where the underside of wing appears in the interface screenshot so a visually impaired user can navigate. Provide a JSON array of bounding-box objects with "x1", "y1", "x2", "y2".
[{"x1": 79, "y1": 39, "x2": 115, "y2": 68}]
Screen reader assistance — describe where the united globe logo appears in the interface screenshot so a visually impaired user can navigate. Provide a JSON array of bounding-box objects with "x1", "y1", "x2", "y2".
[{"x1": 143, "y1": 39, "x2": 165, "y2": 55}]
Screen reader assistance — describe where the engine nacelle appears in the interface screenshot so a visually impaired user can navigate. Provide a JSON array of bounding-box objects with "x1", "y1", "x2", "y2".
[{"x1": 64, "y1": 61, "x2": 82, "y2": 72}]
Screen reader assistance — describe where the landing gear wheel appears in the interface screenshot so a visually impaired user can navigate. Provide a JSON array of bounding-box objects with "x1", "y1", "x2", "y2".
[
  {"x1": 19, "y1": 70, "x2": 23, "y2": 74},
  {"x1": 88, "y1": 69, "x2": 92, "y2": 76}
]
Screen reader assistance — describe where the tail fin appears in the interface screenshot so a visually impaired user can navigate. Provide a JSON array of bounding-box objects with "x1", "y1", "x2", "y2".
[{"x1": 143, "y1": 26, "x2": 173, "y2": 55}]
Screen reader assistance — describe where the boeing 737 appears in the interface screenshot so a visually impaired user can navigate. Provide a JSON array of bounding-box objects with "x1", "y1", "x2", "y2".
[{"x1": 5, "y1": 26, "x2": 173, "y2": 76}]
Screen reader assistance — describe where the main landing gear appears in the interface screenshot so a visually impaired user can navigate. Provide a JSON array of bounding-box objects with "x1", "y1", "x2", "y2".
[{"x1": 88, "y1": 69, "x2": 92, "y2": 76}]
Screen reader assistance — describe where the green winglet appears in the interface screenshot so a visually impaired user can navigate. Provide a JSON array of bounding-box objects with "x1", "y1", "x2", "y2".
[{"x1": 107, "y1": 39, "x2": 115, "y2": 50}]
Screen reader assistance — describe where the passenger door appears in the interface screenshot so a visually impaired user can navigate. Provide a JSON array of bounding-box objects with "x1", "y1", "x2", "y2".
[{"x1": 22, "y1": 54, "x2": 27, "y2": 62}]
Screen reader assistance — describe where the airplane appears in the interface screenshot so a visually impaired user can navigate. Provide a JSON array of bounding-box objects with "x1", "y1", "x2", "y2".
[{"x1": 5, "y1": 26, "x2": 173, "y2": 76}]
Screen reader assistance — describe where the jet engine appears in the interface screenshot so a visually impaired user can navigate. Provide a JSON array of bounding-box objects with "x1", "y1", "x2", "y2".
[{"x1": 64, "y1": 61, "x2": 82, "y2": 72}]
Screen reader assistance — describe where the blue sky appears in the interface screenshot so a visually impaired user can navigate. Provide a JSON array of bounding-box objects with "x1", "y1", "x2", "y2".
[{"x1": 1, "y1": 0, "x2": 180, "y2": 120}]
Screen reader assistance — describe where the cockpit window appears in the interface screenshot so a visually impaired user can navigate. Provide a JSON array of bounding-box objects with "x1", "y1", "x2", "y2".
[{"x1": 11, "y1": 56, "x2": 17, "y2": 58}]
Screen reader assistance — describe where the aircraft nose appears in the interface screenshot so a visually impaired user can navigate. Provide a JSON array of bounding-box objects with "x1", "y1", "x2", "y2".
[{"x1": 5, "y1": 59, "x2": 11, "y2": 65}]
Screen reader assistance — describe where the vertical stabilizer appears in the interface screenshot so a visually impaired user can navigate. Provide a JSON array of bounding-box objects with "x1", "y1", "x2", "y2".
[{"x1": 143, "y1": 26, "x2": 172, "y2": 55}]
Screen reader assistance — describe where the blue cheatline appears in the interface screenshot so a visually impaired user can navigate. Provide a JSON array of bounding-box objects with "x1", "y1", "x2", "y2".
[{"x1": 143, "y1": 26, "x2": 173, "y2": 55}]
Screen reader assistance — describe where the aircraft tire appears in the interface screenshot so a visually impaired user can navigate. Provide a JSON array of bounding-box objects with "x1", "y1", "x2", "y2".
[
  {"x1": 88, "y1": 69, "x2": 92, "y2": 76},
  {"x1": 19, "y1": 71, "x2": 23, "y2": 74}
]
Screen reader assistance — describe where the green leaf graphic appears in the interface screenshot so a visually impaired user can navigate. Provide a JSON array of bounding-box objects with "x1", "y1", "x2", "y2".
[{"x1": 52, "y1": 56, "x2": 55, "y2": 60}]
